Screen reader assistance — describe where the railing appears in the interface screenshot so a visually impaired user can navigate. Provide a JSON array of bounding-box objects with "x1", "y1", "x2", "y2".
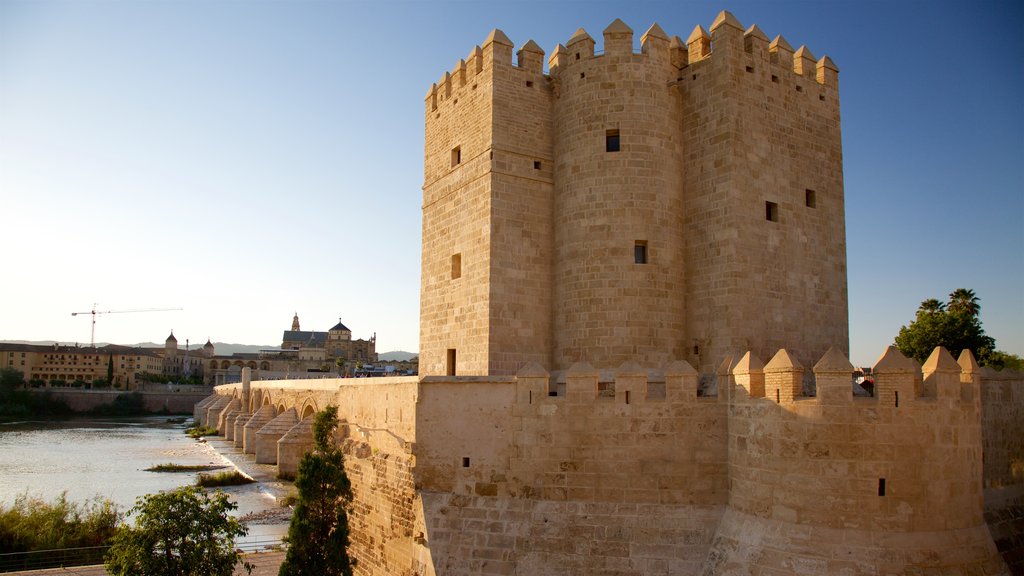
[
  {"x1": 0, "y1": 545, "x2": 109, "y2": 572},
  {"x1": 0, "y1": 538, "x2": 284, "y2": 573}
]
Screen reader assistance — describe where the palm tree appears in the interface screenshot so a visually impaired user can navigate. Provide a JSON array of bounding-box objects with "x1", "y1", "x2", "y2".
[
  {"x1": 919, "y1": 298, "x2": 946, "y2": 314},
  {"x1": 947, "y1": 288, "x2": 980, "y2": 317}
]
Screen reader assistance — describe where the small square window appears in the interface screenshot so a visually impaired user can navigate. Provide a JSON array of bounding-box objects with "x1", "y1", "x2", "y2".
[
  {"x1": 634, "y1": 241, "x2": 647, "y2": 264},
  {"x1": 606, "y1": 129, "x2": 620, "y2": 152},
  {"x1": 795, "y1": 85, "x2": 804, "y2": 93},
  {"x1": 771, "y1": 75, "x2": 779, "y2": 83},
  {"x1": 526, "y1": 80, "x2": 534, "y2": 88},
  {"x1": 462, "y1": 457, "x2": 471, "y2": 468},
  {"x1": 745, "y1": 66, "x2": 754, "y2": 73},
  {"x1": 451, "y1": 146, "x2": 461, "y2": 167},
  {"x1": 451, "y1": 253, "x2": 461, "y2": 279},
  {"x1": 766, "y1": 201, "x2": 779, "y2": 222},
  {"x1": 805, "y1": 189, "x2": 816, "y2": 208},
  {"x1": 533, "y1": 160, "x2": 541, "y2": 170}
]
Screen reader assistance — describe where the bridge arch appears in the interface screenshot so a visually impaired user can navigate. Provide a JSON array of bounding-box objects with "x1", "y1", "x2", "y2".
[{"x1": 300, "y1": 401, "x2": 318, "y2": 420}]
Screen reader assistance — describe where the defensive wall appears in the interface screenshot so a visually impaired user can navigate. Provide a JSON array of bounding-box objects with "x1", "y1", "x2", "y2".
[
  {"x1": 30, "y1": 388, "x2": 209, "y2": 414},
  {"x1": 199, "y1": 346, "x2": 1024, "y2": 575}
]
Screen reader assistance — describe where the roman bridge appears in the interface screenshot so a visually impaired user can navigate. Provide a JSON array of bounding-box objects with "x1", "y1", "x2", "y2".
[{"x1": 194, "y1": 367, "x2": 422, "y2": 479}]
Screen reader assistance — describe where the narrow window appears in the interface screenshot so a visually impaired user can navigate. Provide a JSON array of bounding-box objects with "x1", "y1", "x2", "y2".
[
  {"x1": 624, "y1": 390, "x2": 631, "y2": 405},
  {"x1": 451, "y1": 253, "x2": 462, "y2": 279},
  {"x1": 575, "y1": 52, "x2": 580, "y2": 60},
  {"x1": 451, "y1": 146, "x2": 461, "y2": 167},
  {"x1": 776, "y1": 389, "x2": 780, "y2": 403},
  {"x1": 526, "y1": 80, "x2": 534, "y2": 88},
  {"x1": 819, "y1": 94, "x2": 825, "y2": 102},
  {"x1": 446, "y1": 349, "x2": 457, "y2": 376},
  {"x1": 462, "y1": 457, "x2": 470, "y2": 468},
  {"x1": 805, "y1": 189, "x2": 816, "y2": 208},
  {"x1": 533, "y1": 160, "x2": 541, "y2": 170},
  {"x1": 765, "y1": 201, "x2": 779, "y2": 222},
  {"x1": 580, "y1": 72, "x2": 585, "y2": 79},
  {"x1": 634, "y1": 241, "x2": 647, "y2": 264},
  {"x1": 894, "y1": 390, "x2": 899, "y2": 407},
  {"x1": 606, "y1": 129, "x2": 620, "y2": 152},
  {"x1": 878, "y1": 478, "x2": 886, "y2": 496},
  {"x1": 771, "y1": 74, "x2": 779, "y2": 83}
]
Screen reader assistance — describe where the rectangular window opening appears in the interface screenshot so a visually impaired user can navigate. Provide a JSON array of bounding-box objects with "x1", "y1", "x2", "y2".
[
  {"x1": 805, "y1": 189, "x2": 816, "y2": 208},
  {"x1": 745, "y1": 65, "x2": 754, "y2": 73},
  {"x1": 624, "y1": 390, "x2": 631, "y2": 405},
  {"x1": 533, "y1": 160, "x2": 542, "y2": 170},
  {"x1": 451, "y1": 146, "x2": 461, "y2": 167},
  {"x1": 894, "y1": 390, "x2": 899, "y2": 407},
  {"x1": 526, "y1": 80, "x2": 534, "y2": 88},
  {"x1": 771, "y1": 74, "x2": 779, "y2": 83},
  {"x1": 634, "y1": 241, "x2": 647, "y2": 264},
  {"x1": 462, "y1": 457, "x2": 470, "y2": 468},
  {"x1": 451, "y1": 253, "x2": 462, "y2": 279},
  {"x1": 878, "y1": 478, "x2": 886, "y2": 496},
  {"x1": 606, "y1": 129, "x2": 620, "y2": 152},
  {"x1": 446, "y1": 349, "x2": 457, "y2": 376},
  {"x1": 765, "y1": 201, "x2": 779, "y2": 222},
  {"x1": 692, "y1": 74, "x2": 697, "y2": 80},
  {"x1": 819, "y1": 94, "x2": 825, "y2": 102},
  {"x1": 580, "y1": 72, "x2": 586, "y2": 79},
  {"x1": 795, "y1": 85, "x2": 804, "y2": 93}
]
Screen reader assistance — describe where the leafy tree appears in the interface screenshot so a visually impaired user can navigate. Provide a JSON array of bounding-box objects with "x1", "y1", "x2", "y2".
[
  {"x1": 0, "y1": 368, "x2": 24, "y2": 397},
  {"x1": 105, "y1": 486, "x2": 252, "y2": 576},
  {"x1": 986, "y1": 350, "x2": 1024, "y2": 372},
  {"x1": 895, "y1": 288, "x2": 996, "y2": 366},
  {"x1": 279, "y1": 406, "x2": 355, "y2": 576},
  {"x1": 107, "y1": 354, "x2": 114, "y2": 385}
]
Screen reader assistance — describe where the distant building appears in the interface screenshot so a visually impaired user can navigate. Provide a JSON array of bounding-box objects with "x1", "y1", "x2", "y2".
[{"x1": 204, "y1": 313, "x2": 377, "y2": 385}]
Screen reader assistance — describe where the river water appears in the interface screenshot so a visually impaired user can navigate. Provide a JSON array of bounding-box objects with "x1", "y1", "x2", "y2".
[{"x1": 0, "y1": 417, "x2": 289, "y2": 543}]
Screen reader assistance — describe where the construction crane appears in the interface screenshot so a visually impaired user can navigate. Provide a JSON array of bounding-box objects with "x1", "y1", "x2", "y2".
[{"x1": 71, "y1": 304, "x2": 183, "y2": 347}]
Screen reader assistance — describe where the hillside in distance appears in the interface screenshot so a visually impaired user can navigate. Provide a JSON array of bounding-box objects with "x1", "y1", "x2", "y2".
[{"x1": 2, "y1": 340, "x2": 416, "y2": 361}]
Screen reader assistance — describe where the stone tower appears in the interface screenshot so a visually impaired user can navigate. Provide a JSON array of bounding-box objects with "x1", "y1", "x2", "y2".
[
  {"x1": 421, "y1": 12, "x2": 848, "y2": 377},
  {"x1": 291, "y1": 313, "x2": 300, "y2": 332}
]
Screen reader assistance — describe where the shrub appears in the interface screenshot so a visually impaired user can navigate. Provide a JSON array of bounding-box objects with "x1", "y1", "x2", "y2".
[
  {"x1": 196, "y1": 470, "x2": 254, "y2": 488},
  {"x1": 0, "y1": 492, "x2": 120, "y2": 552}
]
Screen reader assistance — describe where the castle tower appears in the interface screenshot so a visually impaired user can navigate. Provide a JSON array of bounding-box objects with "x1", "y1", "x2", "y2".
[
  {"x1": 421, "y1": 12, "x2": 849, "y2": 377},
  {"x1": 165, "y1": 331, "x2": 177, "y2": 359}
]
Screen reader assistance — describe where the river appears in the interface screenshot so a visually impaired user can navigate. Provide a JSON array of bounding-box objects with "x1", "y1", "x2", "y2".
[{"x1": 0, "y1": 417, "x2": 290, "y2": 544}]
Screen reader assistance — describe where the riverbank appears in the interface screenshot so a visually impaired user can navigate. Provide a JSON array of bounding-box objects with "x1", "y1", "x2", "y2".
[{"x1": 3, "y1": 551, "x2": 286, "y2": 576}]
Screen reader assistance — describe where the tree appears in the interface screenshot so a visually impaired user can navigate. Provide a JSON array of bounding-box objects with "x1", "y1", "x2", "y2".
[
  {"x1": 0, "y1": 368, "x2": 24, "y2": 398},
  {"x1": 278, "y1": 406, "x2": 355, "y2": 576},
  {"x1": 104, "y1": 486, "x2": 252, "y2": 576},
  {"x1": 895, "y1": 288, "x2": 996, "y2": 366}
]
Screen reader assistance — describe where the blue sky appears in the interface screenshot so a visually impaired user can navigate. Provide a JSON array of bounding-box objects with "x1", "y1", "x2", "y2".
[{"x1": 1, "y1": 0, "x2": 1021, "y2": 367}]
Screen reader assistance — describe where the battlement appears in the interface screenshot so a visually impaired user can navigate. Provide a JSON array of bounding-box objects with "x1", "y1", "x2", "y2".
[
  {"x1": 505, "y1": 345, "x2": 981, "y2": 414},
  {"x1": 426, "y1": 10, "x2": 838, "y2": 112}
]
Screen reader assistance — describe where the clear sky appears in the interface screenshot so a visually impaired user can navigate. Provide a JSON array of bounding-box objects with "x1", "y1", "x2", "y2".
[{"x1": 1, "y1": 0, "x2": 1021, "y2": 367}]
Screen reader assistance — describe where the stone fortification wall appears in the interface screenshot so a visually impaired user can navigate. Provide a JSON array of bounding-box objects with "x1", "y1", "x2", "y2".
[
  {"x1": 203, "y1": 347, "x2": 1023, "y2": 574},
  {"x1": 35, "y1": 388, "x2": 209, "y2": 414},
  {"x1": 980, "y1": 368, "x2": 1024, "y2": 573}
]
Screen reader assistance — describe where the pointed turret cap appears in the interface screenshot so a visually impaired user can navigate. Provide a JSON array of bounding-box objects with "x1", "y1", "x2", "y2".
[
  {"x1": 710, "y1": 11, "x2": 744, "y2": 32},
  {"x1": 203, "y1": 339, "x2": 214, "y2": 348},
  {"x1": 604, "y1": 18, "x2": 632, "y2": 35},
  {"x1": 733, "y1": 351, "x2": 764, "y2": 374},
  {"x1": 794, "y1": 45, "x2": 817, "y2": 61},
  {"x1": 566, "y1": 361, "x2": 598, "y2": 376},
  {"x1": 766, "y1": 349, "x2": 804, "y2": 371},
  {"x1": 744, "y1": 24, "x2": 769, "y2": 41},
  {"x1": 769, "y1": 35, "x2": 794, "y2": 52},
  {"x1": 518, "y1": 39, "x2": 544, "y2": 54},
  {"x1": 957, "y1": 349, "x2": 980, "y2": 373},
  {"x1": 922, "y1": 346, "x2": 959, "y2": 373},
  {"x1": 568, "y1": 27, "x2": 594, "y2": 45},
  {"x1": 814, "y1": 346, "x2": 854, "y2": 373},
  {"x1": 665, "y1": 360, "x2": 697, "y2": 377},
  {"x1": 642, "y1": 23, "x2": 668, "y2": 42},
  {"x1": 166, "y1": 331, "x2": 177, "y2": 343},
  {"x1": 687, "y1": 25, "x2": 710, "y2": 44},
  {"x1": 669, "y1": 35, "x2": 685, "y2": 49},
  {"x1": 485, "y1": 28, "x2": 513, "y2": 47},
  {"x1": 873, "y1": 346, "x2": 914, "y2": 372},
  {"x1": 818, "y1": 55, "x2": 839, "y2": 71},
  {"x1": 616, "y1": 360, "x2": 645, "y2": 377},
  {"x1": 517, "y1": 362, "x2": 549, "y2": 378}
]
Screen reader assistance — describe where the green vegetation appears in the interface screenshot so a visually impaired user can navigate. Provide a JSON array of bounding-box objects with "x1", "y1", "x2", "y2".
[
  {"x1": 145, "y1": 463, "x2": 227, "y2": 473},
  {"x1": 135, "y1": 371, "x2": 205, "y2": 386},
  {"x1": 196, "y1": 470, "x2": 255, "y2": 487},
  {"x1": 0, "y1": 368, "x2": 74, "y2": 421},
  {"x1": 279, "y1": 405, "x2": 355, "y2": 576},
  {"x1": 894, "y1": 288, "x2": 1017, "y2": 368},
  {"x1": 186, "y1": 424, "x2": 220, "y2": 438},
  {"x1": 0, "y1": 492, "x2": 120, "y2": 553},
  {"x1": 89, "y1": 391, "x2": 152, "y2": 417},
  {"x1": 105, "y1": 486, "x2": 252, "y2": 576}
]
